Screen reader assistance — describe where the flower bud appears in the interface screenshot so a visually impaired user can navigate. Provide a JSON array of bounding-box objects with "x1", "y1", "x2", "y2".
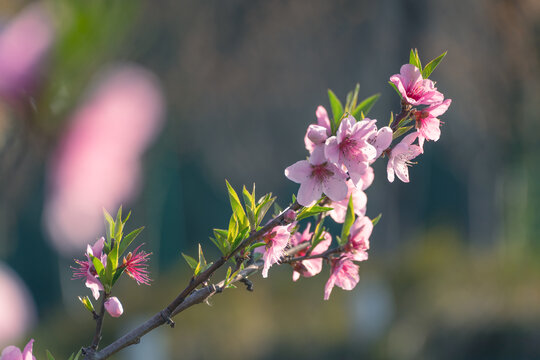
[
  {"x1": 283, "y1": 209, "x2": 296, "y2": 224},
  {"x1": 104, "y1": 296, "x2": 123, "y2": 317}
]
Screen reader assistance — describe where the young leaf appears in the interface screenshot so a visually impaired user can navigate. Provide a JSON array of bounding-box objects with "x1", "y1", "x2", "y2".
[
  {"x1": 352, "y1": 93, "x2": 380, "y2": 119},
  {"x1": 255, "y1": 195, "x2": 275, "y2": 226},
  {"x1": 209, "y1": 235, "x2": 228, "y2": 255},
  {"x1": 421, "y1": 51, "x2": 447, "y2": 78},
  {"x1": 242, "y1": 186, "x2": 256, "y2": 230},
  {"x1": 350, "y1": 83, "x2": 360, "y2": 111},
  {"x1": 340, "y1": 196, "x2": 356, "y2": 244},
  {"x1": 392, "y1": 125, "x2": 414, "y2": 140},
  {"x1": 344, "y1": 90, "x2": 353, "y2": 113},
  {"x1": 182, "y1": 253, "x2": 198, "y2": 270},
  {"x1": 117, "y1": 227, "x2": 144, "y2": 258},
  {"x1": 89, "y1": 255, "x2": 105, "y2": 277},
  {"x1": 46, "y1": 350, "x2": 56, "y2": 360},
  {"x1": 372, "y1": 213, "x2": 382, "y2": 226},
  {"x1": 296, "y1": 205, "x2": 333, "y2": 221},
  {"x1": 225, "y1": 180, "x2": 248, "y2": 228},
  {"x1": 78, "y1": 296, "x2": 95, "y2": 313},
  {"x1": 103, "y1": 208, "x2": 115, "y2": 242},
  {"x1": 194, "y1": 244, "x2": 207, "y2": 275},
  {"x1": 388, "y1": 111, "x2": 394, "y2": 127},
  {"x1": 327, "y1": 89, "x2": 344, "y2": 129},
  {"x1": 409, "y1": 48, "x2": 422, "y2": 70}
]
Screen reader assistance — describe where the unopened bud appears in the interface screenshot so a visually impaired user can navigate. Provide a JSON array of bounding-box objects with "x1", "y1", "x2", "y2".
[
  {"x1": 284, "y1": 210, "x2": 296, "y2": 223},
  {"x1": 105, "y1": 296, "x2": 123, "y2": 317}
]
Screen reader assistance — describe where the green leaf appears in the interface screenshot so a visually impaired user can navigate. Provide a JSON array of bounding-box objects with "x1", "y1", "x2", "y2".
[
  {"x1": 230, "y1": 227, "x2": 250, "y2": 253},
  {"x1": 409, "y1": 48, "x2": 422, "y2": 70},
  {"x1": 388, "y1": 111, "x2": 394, "y2": 127},
  {"x1": 310, "y1": 219, "x2": 326, "y2": 250},
  {"x1": 117, "y1": 227, "x2": 144, "y2": 258},
  {"x1": 421, "y1": 51, "x2": 447, "y2": 78},
  {"x1": 372, "y1": 213, "x2": 382, "y2": 226},
  {"x1": 194, "y1": 244, "x2": 207, "y2": 275},
  {"x1": 90, "y1": 255, "x2": 105, "y2": 277},
  {"x1": 344, "y1": 90, "x2": 353, "y2": 113},
  {"x1": 392, "y1": 125, "x2": 414, "y2": 140},
  {"x1": 350, "y1": 83, "x2": 360, "y2": 111},
  {"x1": 397, "y1": 115, "x2": 413, "y2": 128},
  {"x1": 328, "y1": 89, "x2": 344, "y2": 131},
  {"x1": 246, "y1": 241, "x2": 265, "y2": 253},
  {"x1": 227, "y1": 214, "x2": 239, "y2": 244},
  {"x1": 103, "y1": 208, "x2": 115, "y2": 242},
  {"x1": 296, "y1": 205, "x2": 333, "y2": 221},
  {"x1": 255, "y1": 194, "x2": 275, "y2": 226},
  {"x1": 78, "y1": 296, "x2": 95, "y2": 313},
  {"x1": 243, "y1": 185, "x2": 256, "y2": 230},
  {"x1": 46, "y1": 350, "x2": 56, "y2": 360},
  {"x1": 351, "y1": 93, "x2": 380, "y2": 119},
  {"x1": 73, "y1": 350, "x2": 82, "y2": 360},
  {"x1": 182, "y1": 253, "x2": 198, "y2": 270},
  {"x1": 388, "y1": 81, "x2": 402, "y2": 98},
  {"x1": 340, "y1": 196, "x2": 356, "y2": 244},
  {"x1": 225, "y1": 180, "x2": 248, "y2": 228},
  {"x1": 114, "y1": 206, "x2": 124, "y2": 243},
  {"x1": 210, "y1": 235, "x2": 228, "y2": 255}
]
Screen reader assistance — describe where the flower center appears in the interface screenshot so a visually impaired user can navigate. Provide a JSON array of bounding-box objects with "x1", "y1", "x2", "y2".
[{"x1": 311, "y1": 163, "x2": 333, "y2": 181}]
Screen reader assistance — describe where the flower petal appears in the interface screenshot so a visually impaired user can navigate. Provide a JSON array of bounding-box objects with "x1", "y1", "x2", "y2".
[{"x1": 284, "y1": 160, "x2": 311, "y2": 183}]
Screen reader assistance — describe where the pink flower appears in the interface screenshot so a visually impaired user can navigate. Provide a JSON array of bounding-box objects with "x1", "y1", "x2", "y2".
[
  {"x1": 367, "y1": 126, "x2": 393, "y2": 160},
  {"x1": 324, "y1": 257, "x2": 359, "y2": 300},
  {"x1": 285, "y1": 146, "x2": 348, "y2": 207},
  {"x1": 121, "y1": 244, "x2": 152, "y2": 285},
  {"x1": 325, "y1": 115, "x2": 377, "y2": 185},
  {"x1": 0, "y1": 339, "x2": 36, "y2": 360},
  {"x1": 387, "y1": 132, "x2": 422, "y2": 183},
  {"x1": 44, "y1": 66, "x2": 164, "y2": 256},
  {"x1": 328, "y1": 180, "x2": 367, "y2": 224},
  {"x1": 390, "y1": 64, "x2": 443, "y2": 106},
  {"x1": 0, "y1": 4, "x2": 53, "y2": 100},
  {"x1": 255, "y1": 225, "x2": 291, "y2": 278},
  {"x1": 72, "y1": 237, "x2": 107, "y2": 300},
  {"x1": 104, "y1": 297, "x2": 123, "y2": 318},
  {"x1": 344, "y1": 216, "x2": 372, "y2": 261},
  {"x1": 289, "y1": 224, "x2": 332, "y2": 281},
  {"x1": 304, "y1": 106, "x2": 331, "y2": 153},
  {"x1": 359, "y1": 166, "x2": 374, "y2": 191},
  {"x1": 415, "y1": 99, "x2": 452, "y2": 150}
]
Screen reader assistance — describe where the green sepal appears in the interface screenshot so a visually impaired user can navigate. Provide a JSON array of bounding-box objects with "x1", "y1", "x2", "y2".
[
  {"x1": 409, "y1": 48, "x2": 422, "y2": 70},
  {"x1": 392, "y1": 125, "x2": 414, "y2": 140},
  {"x1": 182, "y1": 253, "x2": 198, "y2": 270},
  {"x1": 296, "y1": 205, "x2": 333, "y2": 221},
  {"x1": 78, "y1": 295, "x2": 95, "y2": 313},
  {"x1": 422, "y1": 51, "x2": 447, "y2": 79},
  {"x1": 328, "y1": 89, "x2": 344, "y2": 133},
  {"x1": 339, "y1": 196, "x2": 356, "y2": 245},
  {"x1": 117, "y1": 227, "x2": 144, "y2": 258},
  {"x1": 372, "y1": 213, "x2": 382, "y2": 226},
  {"x1": 351, "y1": 93, "x2": 380, "y2": 119},
  {"x1": 46, "y1": 350, "x2": 56, "y2": 360}
]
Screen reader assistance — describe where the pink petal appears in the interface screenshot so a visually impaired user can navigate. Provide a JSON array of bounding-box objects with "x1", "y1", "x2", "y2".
[
  {"x1": 387, "y1": 158, "x2": 395, "y2": 183},
  {"x1": 324, "y1": 275, "x2": 336, "y2": 300},
  {"x1": 306, "y1": 124, "x2": 328, "y2": 144},
  {"x1": 324, "y1": 137, "x2": 340, "y2": 164},
  {"x1": 284, "y1": 160, "x2": 311, "y2": 183},
  {"x1": 360, "y1": 166, "x2": 374, "y2": 190},
  {"x1": 297, "y1": 178, "x2": 322, "y2": 207},
  {"x1": 316, "y1": 106, "x2": 331, "y2": 133},
  {"x1": 400, "y1": 64, "x2": 422, "y2": 88},
  {"x1": 85, "y1": 274, "x2": 103, "y2": 300},
  {"x1": 1, "y1": 346, "x2": 22, "y2": 360},
  {"x1": 427, "y1": 98, "x2": 452, "y2": 117},
  {"x1": 309, "y1": 145, "x2": 327, "y2": 165},
  {"x1": 421, "y1": 118, "x2": 441, "y2": 141},
  {"x1": 22, "y1": 339, "x2": 35, "y2": 360},
  {"x1": 323, "y1": 170, "x2": 348, "y2": 202}
]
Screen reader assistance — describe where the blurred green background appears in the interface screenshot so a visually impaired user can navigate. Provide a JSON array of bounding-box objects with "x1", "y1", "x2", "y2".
[{"x1": 1, "y1": 0, "x2": 539, "y2": 359}]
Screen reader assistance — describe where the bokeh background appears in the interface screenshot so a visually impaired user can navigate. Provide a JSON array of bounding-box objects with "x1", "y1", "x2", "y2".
[{"x1": 1, "y1": 0, "x2": 539, "y2": 359}]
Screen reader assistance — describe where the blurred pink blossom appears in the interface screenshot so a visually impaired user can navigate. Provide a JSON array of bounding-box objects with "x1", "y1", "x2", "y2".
[
  {"x1": 0, "y1": 263, "x2": 36, "y2": 348},
  {"x1": 44, "y1": 66, "x2": 164, "y2": 255},
  {"x1": 0, "y1": 4, "x2": 54, "y2": 99},
  {"x1": 0, "y1": 338, "x2": 36, "y2": 360}
]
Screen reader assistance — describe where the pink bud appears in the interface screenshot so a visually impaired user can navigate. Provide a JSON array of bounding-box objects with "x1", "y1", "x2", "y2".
[
  {"x1": 283, "y1": 210, "x2": 296, "y2": 223},
  {"x1": 104, "y1": 297, "x2": 123, "y2": 318}
]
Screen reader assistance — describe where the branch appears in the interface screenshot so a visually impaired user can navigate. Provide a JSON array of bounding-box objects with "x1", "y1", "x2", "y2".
[{"x1": 87, "y1": 202, "x2": 302, "y2": 360}]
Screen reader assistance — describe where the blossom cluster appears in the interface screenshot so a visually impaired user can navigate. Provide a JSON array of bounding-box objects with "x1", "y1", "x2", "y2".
[
  {"x1": 256, "y1": 51, "x2": 451, "y2": 299},
  {"x1": 71, "y1": 211, "x2": 151, "y2": 318}
]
